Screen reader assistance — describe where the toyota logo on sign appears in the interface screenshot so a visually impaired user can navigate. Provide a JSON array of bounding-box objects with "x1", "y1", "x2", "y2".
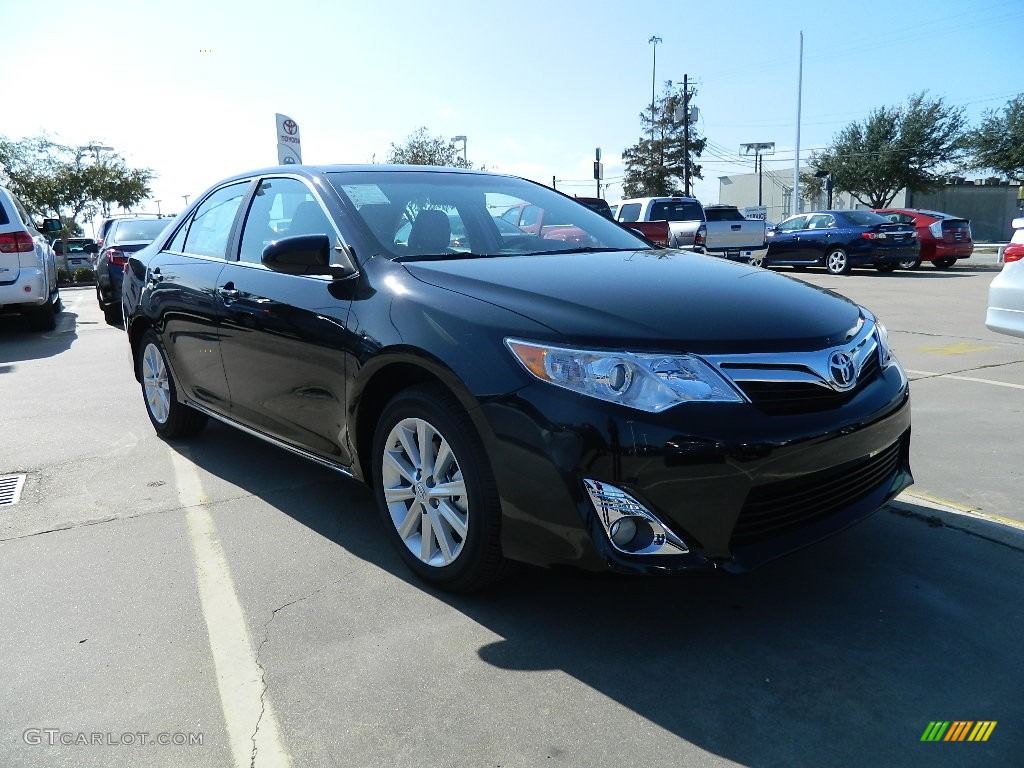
[
  {"x1": 282, "y1": 119, "x2": 298, "y2": 136},
  {"x1": 828, "y1": 351, "x2": 857, "y2": 390}
]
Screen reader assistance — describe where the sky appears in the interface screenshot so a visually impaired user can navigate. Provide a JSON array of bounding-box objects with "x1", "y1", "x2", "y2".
[{"x1": 3, "y1": 0, "x2": 1021, "y2": 229}]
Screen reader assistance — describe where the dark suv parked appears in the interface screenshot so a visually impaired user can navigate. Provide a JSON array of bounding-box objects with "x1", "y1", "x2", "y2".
[{"x1": 123, "y1": 165, "x2": 913, "y2": 592}]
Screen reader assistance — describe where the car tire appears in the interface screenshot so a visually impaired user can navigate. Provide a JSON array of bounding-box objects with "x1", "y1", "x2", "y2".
[
  {"x1": 372, "y1": 384, "x2": 507, "y2": 592},
  {"x1": 875, "y1": 263, "x2": 897, "y2": 273},
  {"x1": 897, "y1": 257, "x2": 921, "y2": 270},
  {"x1": 748, "y1": 253, "x2": 766, "y2": 268},
  {"x1": 26, "y1": 298, "x2": 56, "y2": 331},
  {"x1": 932, "y1": 257, "x2": 957, "y2": 269},
  {"x1": 824, "y1": 248, "x2": 851, "y2": 275},
  {"x1": 103, "y1": 302, "x2": 123, "y2": 326},
  {"x1": 137, "y1": 329, "x2": 208, "y2": 439}
]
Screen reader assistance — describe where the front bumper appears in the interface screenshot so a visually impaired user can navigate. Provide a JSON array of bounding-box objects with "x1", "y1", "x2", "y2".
[{"x1": 482, "y1": 362, "x2": 912, "y2": 575}]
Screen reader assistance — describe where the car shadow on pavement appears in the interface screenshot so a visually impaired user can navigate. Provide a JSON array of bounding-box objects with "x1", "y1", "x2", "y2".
[
  {"x1": 0, "y1": 309, "x2": 79, "y2": 364},
  {"x1": 174, "y1": 421, "x2": 1024, "y2": 767}
]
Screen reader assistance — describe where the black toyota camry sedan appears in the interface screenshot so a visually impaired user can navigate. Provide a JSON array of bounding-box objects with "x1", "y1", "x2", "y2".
[{"x1": 122, "y1": 165, "x2": 912, "y2": 592}]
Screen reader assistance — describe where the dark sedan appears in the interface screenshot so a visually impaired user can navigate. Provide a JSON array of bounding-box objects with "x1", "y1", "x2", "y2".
[
  {"x1": 96, "y1": 217, "x2": 171, "y2": 324},
  {"x1": 123, "y1": 165, "x2": 912, "y2": 592},
  {"x1": 765, "y1": 210, "x2": 919, "y2": 274}
]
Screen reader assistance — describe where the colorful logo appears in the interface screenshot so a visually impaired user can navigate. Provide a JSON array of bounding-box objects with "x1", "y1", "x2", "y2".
[{"x1": 920, "y1": 721, "x2": 996, "y2": 742}]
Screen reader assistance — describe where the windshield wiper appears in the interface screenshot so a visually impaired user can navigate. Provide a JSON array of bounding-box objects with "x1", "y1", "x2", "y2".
[
  {"x1": 393, "y1": 251, "x2": 510, "y2": 263},
  {"x1": 520, "y1": 246, "x2": 632, "y2": 256}
]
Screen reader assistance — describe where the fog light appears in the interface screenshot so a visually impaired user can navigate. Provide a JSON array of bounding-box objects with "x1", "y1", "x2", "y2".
[
  {"x1": 584, "y1": 479, "x2": 688, "y2": 556},
  {"x1": 609, "y1": 517, "x2": 637, "y2": 547}
]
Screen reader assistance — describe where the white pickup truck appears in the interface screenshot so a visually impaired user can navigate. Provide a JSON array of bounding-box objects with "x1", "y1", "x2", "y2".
[{"x1": 613, "y1": 196, "x2": 767, "y2": 263}]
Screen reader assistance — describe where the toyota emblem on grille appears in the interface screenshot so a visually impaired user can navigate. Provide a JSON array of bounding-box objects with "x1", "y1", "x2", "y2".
[{"x1": 828, "y1": 351, "x2": 857, "y2": 390}]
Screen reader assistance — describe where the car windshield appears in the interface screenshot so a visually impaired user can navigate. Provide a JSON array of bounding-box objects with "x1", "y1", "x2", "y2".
[
  {"x1": 111, "y1": 219, "x2": 169, "y2": 243},
  {"x1": 327, "y1": 170, "x2": 651, "y2": 260}
]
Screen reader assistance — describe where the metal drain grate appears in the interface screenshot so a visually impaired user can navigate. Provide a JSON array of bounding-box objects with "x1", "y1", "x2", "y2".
[{"x1": 0, "y1": 474, "x2": 26, "y2": 506}]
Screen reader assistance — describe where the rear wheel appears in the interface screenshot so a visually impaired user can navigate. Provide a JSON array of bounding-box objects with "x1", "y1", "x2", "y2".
[
  {"x1": 824, "y1": 248, "x2": 851, "y2": 275},
  {"x1": 933, "y1": 257, "x2": 957, "y2": 269},
  {"x1": 372, "y1": 384, "x2": 507, "y2": 592},
  {"x1": 26, "y1": 299, "x2": 56, "y2": 331},
  {"x1": 897, "y1": 257, "x2": 921, "y2": 270},
  {"x1": 137, "y1": 330, "x2": 207, "y2": 438}
]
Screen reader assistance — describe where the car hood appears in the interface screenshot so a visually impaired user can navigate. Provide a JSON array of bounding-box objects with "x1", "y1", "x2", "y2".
[{"x1": 402, "y1": 249, "x2": 864, "y2": 353}]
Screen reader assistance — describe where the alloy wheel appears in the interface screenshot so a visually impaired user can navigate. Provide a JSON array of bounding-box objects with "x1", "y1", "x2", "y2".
[
  {"x1": 142, "y1": 342, "x2": 171, "y2": 424},
  {"x1": 380, "y1": 417, "x2": 469, "y2": 568}
]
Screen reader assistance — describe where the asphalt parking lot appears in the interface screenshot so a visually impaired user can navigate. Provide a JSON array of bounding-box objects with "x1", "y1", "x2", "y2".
[{"x1": 1, "y1": 265, "x2": 1022, "y2": 767}]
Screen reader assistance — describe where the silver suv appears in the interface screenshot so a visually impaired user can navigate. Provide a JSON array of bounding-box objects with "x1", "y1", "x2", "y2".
[{"x1": 0, "y1": 186, "x2": 62, "y2": 330}]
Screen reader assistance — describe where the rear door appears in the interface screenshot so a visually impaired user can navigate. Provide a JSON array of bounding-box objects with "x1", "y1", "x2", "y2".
[
  {"x1": 797, "y1": 213, "x2": 838, "y2": 262},
  {"x1": 145, "y1": 181, "x2": 250, "y2": 410}
]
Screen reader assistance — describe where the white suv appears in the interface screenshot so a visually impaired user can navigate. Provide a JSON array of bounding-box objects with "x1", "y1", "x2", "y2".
[{"x1": 0, "y1": 186, "x2": 62, "y2": 330}]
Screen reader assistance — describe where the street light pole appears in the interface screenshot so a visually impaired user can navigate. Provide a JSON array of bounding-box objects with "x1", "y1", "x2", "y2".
[
  {"x1": 155, "y1": 200, "x2": 162, "y2": 217},
  {"x1": 450, "y1": 135, "x2": 467, "y2": 167},
  {"x1": 182, "y1": 194, "x2": 190, "y2": 208},
  {"x1": 648, "y1": 35, "x2": 662, "y2": 170}
]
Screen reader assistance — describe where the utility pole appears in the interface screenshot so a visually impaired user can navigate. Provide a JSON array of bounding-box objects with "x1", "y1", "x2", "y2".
[{"x1": 682, "y1": 74, "x2": 690, "y2": 196}]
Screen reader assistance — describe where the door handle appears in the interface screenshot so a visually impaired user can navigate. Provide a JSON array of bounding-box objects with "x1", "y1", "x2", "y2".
[{"x1": 219, "y1": 283, "x2": 240, "y2": 301}]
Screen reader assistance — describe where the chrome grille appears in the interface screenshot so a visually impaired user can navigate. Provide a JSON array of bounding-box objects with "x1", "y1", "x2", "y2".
[{"x1": 734, "y1": 353, "x2": 880, "y2": 415}]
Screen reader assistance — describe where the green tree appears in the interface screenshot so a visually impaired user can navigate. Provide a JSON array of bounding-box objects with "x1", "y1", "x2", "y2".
[
  {"x1": 621, "y1": 82, "x2": 706, "y2": 199},
  {"x1": 0, "y1": 136, "x2": 153, "y2": 231},
  {"x1": 966, "y1": 93, "x2": 1024, "y2": 182},
  {"x1": 806, "y1": 92, "x2": 968, "y2": 208},
  {"x1": 387, "y1": 127, "x2": 473, "y2": 168}
]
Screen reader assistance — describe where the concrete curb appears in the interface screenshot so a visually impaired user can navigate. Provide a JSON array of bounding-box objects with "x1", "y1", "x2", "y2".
[{"x1": 887, "y1": 490, "x2": 1024, "y2": 552}]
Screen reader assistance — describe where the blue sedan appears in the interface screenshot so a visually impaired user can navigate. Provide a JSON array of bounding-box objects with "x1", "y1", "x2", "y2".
[{"x1": 763, "y1": 210, "x2": 919, "y2": 275}]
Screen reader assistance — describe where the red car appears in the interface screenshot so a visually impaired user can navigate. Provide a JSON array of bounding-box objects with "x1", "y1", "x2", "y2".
[{"x1": 872, "y1": 208, "x2": 973, "y2": 269}]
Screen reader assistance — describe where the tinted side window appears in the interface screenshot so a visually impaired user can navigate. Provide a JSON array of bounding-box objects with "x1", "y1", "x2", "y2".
[
  {"x1": 180, "y1": 183, "x2": 247, "y2": 258},
  {"x1": 618, "y1": 203, "x2": 641, "y2": 222},
  {"x1": 776, "y1": 216, "x2": 808, "y2": 232},
  {"x1": 239, "y1": 178, "x2": 330, "y2": 264}
]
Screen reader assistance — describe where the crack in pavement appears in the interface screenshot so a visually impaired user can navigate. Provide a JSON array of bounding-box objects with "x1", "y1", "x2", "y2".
[{"x1": 250, "y1": 574, "x2": 354, "y2": 767}]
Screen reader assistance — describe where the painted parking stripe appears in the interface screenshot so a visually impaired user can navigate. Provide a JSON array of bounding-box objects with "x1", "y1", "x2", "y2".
[
  {"x1": 172, "y1": 451, "x2": 292, "y2": 768},
  {"x1": 906, "y1": 369, "x2": 1024, "y2": 391}
]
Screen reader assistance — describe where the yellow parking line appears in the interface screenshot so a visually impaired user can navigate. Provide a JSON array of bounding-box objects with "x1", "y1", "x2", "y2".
[
  {"x1": 172, "y1": 451, "x2": 292, "y2": 768},
  {"x1": 899, "y1": 490, "x2": 1024, "y2": 532}
]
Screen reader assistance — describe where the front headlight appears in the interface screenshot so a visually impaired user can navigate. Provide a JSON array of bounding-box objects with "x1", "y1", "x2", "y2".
[{"x1": 505, "y1": 339, "x2": 743, "y2": 412}]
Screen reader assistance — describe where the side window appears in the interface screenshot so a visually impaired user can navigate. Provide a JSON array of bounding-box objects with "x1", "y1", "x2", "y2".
[
  {"x1": 180, "y1": 183, "x2": 247, "y2": 258},
  {"x1": 776, "y1": 216, "x2": 807, "y2": 232},
  {"x1": 618, "y1": 203, "x2": 641, "y2": 222},
  {"x1": 520, "y1": 205, "x2": 541, "y2": 227},
  {"x1": 238, "y1": 178, "x2": 333, "y2": 264}
]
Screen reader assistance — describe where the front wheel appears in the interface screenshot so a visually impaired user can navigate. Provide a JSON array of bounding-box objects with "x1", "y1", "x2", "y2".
[
  {"x1": 372, "y1": 384, "x2": 506, "y2": 592},
  {"x1": 933, "y1": 257, "x2": 957, "y2": 269},
  {"x1": 897, "y1": 257, "x2": 921, "y2": 270},
  {"x1": 748, "y1": 253, "x2": 766, "y2": 268},
  {"x1": 824, "y1": 248, "x2": 851, "y2": 275},
  {"x1": 137, "y1": 330, "x2": 207, "y2": 438}
]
